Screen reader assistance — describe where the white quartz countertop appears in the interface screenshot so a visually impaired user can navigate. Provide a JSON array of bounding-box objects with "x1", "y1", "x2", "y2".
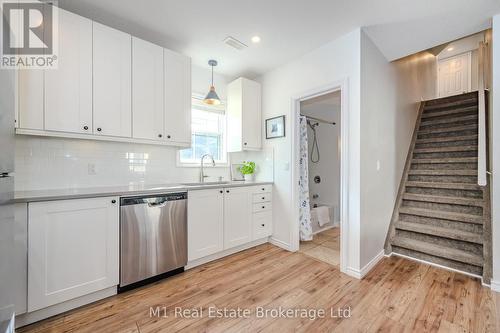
[{"x1": 14, "y1": 181, "x2": 273, "y2": 203}]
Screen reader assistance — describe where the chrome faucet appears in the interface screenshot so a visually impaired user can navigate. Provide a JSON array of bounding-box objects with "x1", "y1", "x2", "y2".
[{"x1": 200, "y1": 154, "x2": 215, "y2": 183}]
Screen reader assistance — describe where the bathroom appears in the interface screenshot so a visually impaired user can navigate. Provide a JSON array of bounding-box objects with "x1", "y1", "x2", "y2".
[{"x1": 298, "y1": 91, "x2": 341, "y2": 266}]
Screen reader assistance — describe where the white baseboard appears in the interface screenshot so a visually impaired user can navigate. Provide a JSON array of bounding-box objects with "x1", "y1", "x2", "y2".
[
  {"x1": 491, "y1": 280, "x2": 500, "y2": 292},
  {"x1": 16, "y1": 287, "x2": 117, "y2": 328},
  {"x1": 186, "y1": 238, "x2": 268, "y2": 269},
  {"x1": 344, "y1": 267, "x2": 362, "y2": 279},
  {"x1": 344, "y1": 250, "x2": 385, "y2": 280},
  {"x1": 269, "y1": 237, "x2": 294, "y2": 252}
]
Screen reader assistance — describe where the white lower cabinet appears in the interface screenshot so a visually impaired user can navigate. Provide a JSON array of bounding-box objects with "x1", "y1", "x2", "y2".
[
  {"x1": 187, "y1": 189, "x2": 224, "y2": 261},
  {"x1": 253, "y1": 212, "x2": 273, "y2": 240},
  {"x1": 28, "y1": 197, "x2": 119, "y2": 312},
  {"x1": 187, "y1": 185, "x2": 273, "y2": 262},
  {"x1": 223, "y1": 187, "x2": 253, "y2": 249}
]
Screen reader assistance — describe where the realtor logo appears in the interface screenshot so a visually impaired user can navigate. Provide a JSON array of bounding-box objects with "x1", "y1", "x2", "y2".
[{"x1": 1, "y1": 0, "x2": 58, "y2": 68}]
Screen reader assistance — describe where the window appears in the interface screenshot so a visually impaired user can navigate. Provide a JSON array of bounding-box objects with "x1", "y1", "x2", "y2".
[{"x1": 179, "y1": 98, "x2": 227, "y2": 166}]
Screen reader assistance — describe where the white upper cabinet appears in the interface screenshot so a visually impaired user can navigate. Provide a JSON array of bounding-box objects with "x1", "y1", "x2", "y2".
[
  {"x1": 18, "y1": 70, "x2": 43, "y2": 130},
  {"x1": 93, "y1": 22, "x2": 132, "y2": 138},
  {"x1": 44, "y1": 8, "x2": 93, "y2": 134},
  {"x1": 132, "y1": 37, "x2": 164, "y2": 141},
  {"x1": 16, "y1": 9, "x2": 192, "y2": 147},
  {"x1": 164, "y1": 49, "x2": 191, "y2": 146},
  {"x1": 227, "y1": 78, "x2": 262, "y2": 152}
]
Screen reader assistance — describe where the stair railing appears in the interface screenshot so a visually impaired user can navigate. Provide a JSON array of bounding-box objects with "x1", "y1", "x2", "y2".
[{"x1": 478, "y1": 41, "x2": 487, "y2": 186}]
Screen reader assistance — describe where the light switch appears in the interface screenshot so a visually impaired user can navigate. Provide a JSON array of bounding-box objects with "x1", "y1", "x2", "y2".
[{"x1": 376, "y1": 160, "x2": 381, "y2": 171}]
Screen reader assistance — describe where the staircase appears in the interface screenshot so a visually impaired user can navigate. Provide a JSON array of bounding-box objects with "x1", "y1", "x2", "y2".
[{"x1": 385, "y1": 91, "x2": 492, "y2": 283}]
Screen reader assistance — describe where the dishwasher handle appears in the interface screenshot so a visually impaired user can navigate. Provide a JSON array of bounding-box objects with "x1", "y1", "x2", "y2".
[
  {"x1": 147, "y1": 201, "x2": 168, "y2": 208},
  {"x1": 120, "y1": 192, "x2": 187, "y2": 206}
]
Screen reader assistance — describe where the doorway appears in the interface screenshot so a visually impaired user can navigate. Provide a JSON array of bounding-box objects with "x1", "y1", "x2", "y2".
[
  {"x1": 290, "y1": 80, "x2": 349, "y2": 274},
  {"x1": 298, "y1": 92, "x2": 341, "y2": 266}
]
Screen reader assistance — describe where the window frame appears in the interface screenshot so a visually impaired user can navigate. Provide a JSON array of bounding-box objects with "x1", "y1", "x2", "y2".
[{"x1": 177, "y1": 95, "x2": 228, "y2": 168}]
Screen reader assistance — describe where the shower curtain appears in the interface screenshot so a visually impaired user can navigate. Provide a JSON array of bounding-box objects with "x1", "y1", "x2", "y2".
[{"x1": 299, "y1": 116, "x2": 313, "y2": 241}]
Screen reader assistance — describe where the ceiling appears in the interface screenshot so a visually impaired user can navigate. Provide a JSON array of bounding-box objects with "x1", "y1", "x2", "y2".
[
  {"x1": 58, "y1": 0, "x2": 500, "y2": 79},
  {"x1": 301, "y1": 91, "x2": 341, "y2": 123}
]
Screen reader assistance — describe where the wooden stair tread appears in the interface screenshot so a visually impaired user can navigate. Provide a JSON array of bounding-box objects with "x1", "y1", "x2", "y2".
[
  {"x1": 424, "y1": 98, "x2": 478, "y2": 111},
  {"x1": 411, "y1": 157, "x2": 478, "y2": 164},
  {"x1": 413, "y1": 145, "x2": 478, "y2": 153},
  {"x1": 416, "y1": 135, "x2": 478, "y2": 144},
  {"x1": 399, "y1": 207, "x2": 483, "y2": 224},
  {"x1": 402, "y1": 193, "x2": 483, "y2": 206},
  {"x1": 421, "y1": 106, "x2": 478, "y2": 119},
  {"x1": 418, "y1": 124, "x2": 478, "y2": 135},
  {"x1": 407, "y1": 169, "x2": 477, "y2": 176},
  {"x1": 395, "y1": 221, "x2": 483, "y2": 244},
  {"x1": 405, "y1": 181, "x2": 481, "y2": 191},
  {"x1": 391, "y1": 236, "x2": 483, "y2": 266}
]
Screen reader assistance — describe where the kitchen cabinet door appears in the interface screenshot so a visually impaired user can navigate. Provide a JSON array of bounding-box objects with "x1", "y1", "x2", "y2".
[
  {"x1": 44, "y1": 8, "x2": 92, "y2": 134},
  {"x1": 93, "y1": 22, "x2": 132, "y2": 138},
  {"x1": 164, "y1": 49, "x2": 191, "y2": 146},
  {"x1": 28, "y1": 197, "x2": 119, "y2": 312},
  {"x1": 188, "y1": 189, "x2": 224, "y2": 261},
  {"x1": 132, "y1": 37, "x2": 164, "y2": 141},
  {"x1": 18, "y1": 70, "x2": 43, "y2": 130},
  {"x1": 223, "y1": 187, "x2": 252, "y2": 249},
  {"x1": 226, "y1": 78, "x2": 262, "y2": 152},
  {"x1": 241, "y1": 78, "x2": 262, "y2": 149}
]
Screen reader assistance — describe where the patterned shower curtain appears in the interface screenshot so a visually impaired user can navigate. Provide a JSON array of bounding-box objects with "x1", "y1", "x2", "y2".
[{"x1": 299, "y1": 116, "x2": 313, "y2": 241}]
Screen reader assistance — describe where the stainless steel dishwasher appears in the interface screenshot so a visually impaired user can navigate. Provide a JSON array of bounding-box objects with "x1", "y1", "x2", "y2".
[{"x1": 120, "y1": 192, "x2": 187, "y2": 289}]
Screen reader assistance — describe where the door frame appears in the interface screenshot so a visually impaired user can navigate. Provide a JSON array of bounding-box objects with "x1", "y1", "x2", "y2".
[
  {"x1": 437, "y1": 51, "x2": 472, "y2": 98},
  {"x1": 290, "y1": 78, "x2": 349, "y2": 275}
]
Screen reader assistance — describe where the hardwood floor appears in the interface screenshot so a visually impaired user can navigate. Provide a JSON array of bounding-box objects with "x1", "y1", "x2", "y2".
[{"x1": 19, "y1": 244, "x2": 500, "y2": 333}]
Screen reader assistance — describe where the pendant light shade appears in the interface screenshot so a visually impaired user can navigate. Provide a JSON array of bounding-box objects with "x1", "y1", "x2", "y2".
[{"x1": 204, "y1": 60, "x2": 221, "y2": 105}]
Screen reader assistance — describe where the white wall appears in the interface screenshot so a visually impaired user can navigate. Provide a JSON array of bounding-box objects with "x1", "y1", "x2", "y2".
[
  {"x1": 258, "y1": 29, "x2": 362, "y2": 271},
  {"x1": 359, "y1": 31, "x2": 416, "y2": 267},
  {"x1": 14, "y1": 65, "x2": 272, "y2": 191},
  {"x1": 359, "y1": 31, "x2": 441, "y2": 268},
  {"x1": 259, "y1": 26, "x2": 441, "y2": 275},
  {"x1": 491, "y1": 15, "x2": 500, "y2": 289}
]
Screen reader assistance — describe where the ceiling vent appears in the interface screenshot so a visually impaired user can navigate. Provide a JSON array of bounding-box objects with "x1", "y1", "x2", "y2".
[{"x1": 223, "y1": 36, "x2": 248, "y2": 51}]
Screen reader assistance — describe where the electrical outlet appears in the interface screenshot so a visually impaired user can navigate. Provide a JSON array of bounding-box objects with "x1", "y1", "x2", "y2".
[{"x1": 88, "y1": 163, "x2": 97, "y2": 175}]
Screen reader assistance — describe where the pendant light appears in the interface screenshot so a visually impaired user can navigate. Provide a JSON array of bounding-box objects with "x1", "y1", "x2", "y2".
[{"x1": 204, "y1": 59, "x2": 221, "y2": 105}]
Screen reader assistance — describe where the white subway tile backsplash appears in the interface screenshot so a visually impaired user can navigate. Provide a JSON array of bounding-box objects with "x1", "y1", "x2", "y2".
[{"x1": 15, "y1": 136, "x2": 274, "y2": 191}]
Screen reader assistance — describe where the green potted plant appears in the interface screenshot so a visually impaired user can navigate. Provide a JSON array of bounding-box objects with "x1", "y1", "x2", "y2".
[{"x1": 239, "y1": 161, "x2": 256, "y2": 182}]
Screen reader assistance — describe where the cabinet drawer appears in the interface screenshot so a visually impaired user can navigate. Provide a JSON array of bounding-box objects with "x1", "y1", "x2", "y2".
[
  {"x1": 253, "y1": 202, "x2": 272, "y2": 213},
  {"x1": 253, "y1": 211, "x2": 272, "y2": 240},
  {"x1": 253, "y1": 193, "x2": 272, "y2": 203},
  {"x1": 252, "y1": 184, "x2": 273, "y2": 193}
]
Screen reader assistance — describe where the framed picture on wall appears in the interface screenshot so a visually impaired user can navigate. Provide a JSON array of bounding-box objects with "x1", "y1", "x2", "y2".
[{"x1": 266, "y1": 115, "x2": 285, "y2": 139}]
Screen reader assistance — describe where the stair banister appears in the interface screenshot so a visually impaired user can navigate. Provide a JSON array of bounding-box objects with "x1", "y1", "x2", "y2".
[{"x1": 478, "y1": 41, "x2": 487, "y2": 186}]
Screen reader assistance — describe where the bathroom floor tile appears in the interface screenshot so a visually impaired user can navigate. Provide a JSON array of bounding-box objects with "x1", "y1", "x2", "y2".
[
  {"x1": 303, "y1": 245, "x2": 340, "y2": 266},
  {"x1": 322, "y1": 227, "x2": 340, "y2": 237},
  {"x1": 311, "y1": 233, "x2": 330, "y2": 245},
  {"x1": 299, "y1": 241, "x2": 318, "y2": 252},
  {"x1": 322, "y1": 239, "x2": 340, "y2": 251}
]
